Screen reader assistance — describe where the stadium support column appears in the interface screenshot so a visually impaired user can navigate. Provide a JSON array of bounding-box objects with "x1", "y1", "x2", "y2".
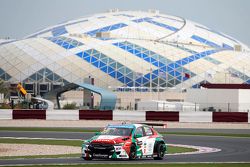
[{"x1": 83, "y1": 77, "x2": 93, "y2": 109}]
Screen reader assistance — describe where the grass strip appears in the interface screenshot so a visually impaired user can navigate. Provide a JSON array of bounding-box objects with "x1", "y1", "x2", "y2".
[
  {"x1": 0, "y1": 127, "x2": 250, "y2": 138},
  {"x1": 167, "y1": 145, "x2": 196, "y2": 154},
  {"x1": 0, "y1": 138, "x2": 196, "y2": 159},
  {"x1": 0, "y1": 138, "x2": 82, "y2": 146},
  {"x1": 0, "y1": 127, "x2": 91, "y2": 133},
  {"x1": 161, "y1": 132, "x2": 250, "y2": 138},
  {"x1": 0, "y1": 153, "x2": 80, "y2": 160}
]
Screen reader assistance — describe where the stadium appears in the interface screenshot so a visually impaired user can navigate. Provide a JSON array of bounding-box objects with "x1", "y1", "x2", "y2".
[{"x1": 0, "y1": 9, "x2": 250, "y2": 110}]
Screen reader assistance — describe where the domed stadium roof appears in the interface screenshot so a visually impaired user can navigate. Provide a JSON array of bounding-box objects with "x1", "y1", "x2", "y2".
[{"x1": 0, "y1": 10, "x2": 250, "y2": 92}]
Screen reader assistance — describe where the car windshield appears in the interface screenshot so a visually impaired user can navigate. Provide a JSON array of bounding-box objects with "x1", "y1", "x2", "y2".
[{"x1": 101, "y1": 127, "x2": 133, "y2": 136}]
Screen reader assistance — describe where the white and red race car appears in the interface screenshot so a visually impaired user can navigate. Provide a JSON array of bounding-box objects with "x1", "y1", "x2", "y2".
[{"x1": 81, "y1": 123, "x2": 167, "y2": 160}]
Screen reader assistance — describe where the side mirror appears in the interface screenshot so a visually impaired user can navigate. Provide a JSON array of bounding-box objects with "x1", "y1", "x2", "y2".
[
  {"x1": 135, "y1": 134, "x2": 143, "y2": 138},
  {"x1": 95, "y1": 132, "x2": 101, "y2": 135}
]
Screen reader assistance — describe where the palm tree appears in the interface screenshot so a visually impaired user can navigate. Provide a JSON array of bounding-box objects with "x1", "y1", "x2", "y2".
[{"x1": 0, "y1": 79, "x2": 10, "y2": 98}]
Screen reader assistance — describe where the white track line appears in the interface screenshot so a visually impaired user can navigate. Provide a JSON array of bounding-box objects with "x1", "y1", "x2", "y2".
[{"x1": 167, "y1": 144, "x2": 221, "y2": 155}]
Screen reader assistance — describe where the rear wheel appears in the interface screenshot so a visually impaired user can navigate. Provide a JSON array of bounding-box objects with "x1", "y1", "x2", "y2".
[
  {"x1": 129, "y1": 144, "x2": 137, "y2": 160},
  {"x1": 154, "y1": 143, "x2": 165, "y2": 160}
]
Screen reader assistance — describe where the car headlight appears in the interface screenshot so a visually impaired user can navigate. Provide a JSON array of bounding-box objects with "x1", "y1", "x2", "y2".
[
  {"x1": 114, "y1": 143, "x2": 124, "y2": 151},
  {"x1": 82, "y1": 142, "x2": 90, "y2": 148}
]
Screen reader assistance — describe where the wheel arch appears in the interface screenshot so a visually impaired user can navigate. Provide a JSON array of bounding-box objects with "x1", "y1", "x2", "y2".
[{"x1": 153, "y1": 139, "x2": 165, "y2": 152}]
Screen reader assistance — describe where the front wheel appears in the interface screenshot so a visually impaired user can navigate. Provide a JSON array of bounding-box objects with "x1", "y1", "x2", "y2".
[
  {"x1": 154, "y1": 143, "x2": 165, "y2": 160},
  {"x1": 129, "y1": 144, "x2": 137, "y2": 160}
]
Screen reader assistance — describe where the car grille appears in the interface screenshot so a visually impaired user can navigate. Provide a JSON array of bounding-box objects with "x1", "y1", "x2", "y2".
[{"x1": 89, "y1": 143, "x2": 114, "y2": 155}]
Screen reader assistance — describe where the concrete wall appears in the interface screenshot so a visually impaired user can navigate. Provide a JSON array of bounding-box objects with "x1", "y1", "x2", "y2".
[
  {"x1": 113, "y1": 110, "x2": 145, "y2": 121},
  {"x1": 0, "y1": 109, "x2": 12, "y2": 119},
  {"x1": 46, "y1": 110, "x2": 79, "y2": 120},
  {"x1": 179, "y1": 112, "x2": 212, "y2": 123},
  {"x1": 238, "y1": 90, "x2": 250, "y2": 112},
  {"x1": 186, "y1": 89, "x2": 244, "y2": 112},
  {"x1": 0, "y1": 109, "x2": 249, "y2": 123},
  {"x1": 60, "y1": 90, "x2": 186, "y2": 110},
  {"x1": 249, "y1": 112, "x2": 250, "y2": 123}
]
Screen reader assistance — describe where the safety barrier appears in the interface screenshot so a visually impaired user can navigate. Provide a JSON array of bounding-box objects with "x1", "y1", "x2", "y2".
[
  {"x1": 113, "y1": 110, "x2": 145, "y2": 121},
  {"x1": 46, "y1": 110, "x2": 79, "y2": 120},
  {"x1": 179, "y1": 112, "x2": 212, "y2": 123},
  {"x1": 212, "y1": 112, "x2": 248, "y2": 122},
  {"x1": 0, "y1": 109, "x2": 249, "y2": 123},
  {"x1": 0, "y1": 109, "x2": 12, "y2": 120},
  {"x1": 248, "y1": 113, "x2": 250, "y2": 123},
  {"x1": 146, "y1": 111, "x2": 179, "y2": 121},
  {"x1": 79, "y1": 110, "x2": 113, "y2": 120},
  {"x1": 12, "y1": 109, "x2": 46, "y2": 119}
]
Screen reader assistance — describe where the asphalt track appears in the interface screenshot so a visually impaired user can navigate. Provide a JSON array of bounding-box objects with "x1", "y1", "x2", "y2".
[{"x1": 0, "y1": 130, "x2": 250, "y2": 165}]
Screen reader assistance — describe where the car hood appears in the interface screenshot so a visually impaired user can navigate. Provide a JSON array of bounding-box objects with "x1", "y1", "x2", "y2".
[{"x1": 91, "y1": 135, "x2": 130, "y2": 144}]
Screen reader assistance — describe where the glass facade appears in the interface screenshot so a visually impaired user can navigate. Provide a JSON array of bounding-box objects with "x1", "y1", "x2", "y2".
[{"x1": 0, "y1": 10, "x2": 249, "y2": 94}]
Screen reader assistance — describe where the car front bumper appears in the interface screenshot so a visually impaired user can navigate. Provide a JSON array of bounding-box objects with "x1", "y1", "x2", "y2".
[{"x1": 82, "y1": 144, "x2": 129, "y2": 159}]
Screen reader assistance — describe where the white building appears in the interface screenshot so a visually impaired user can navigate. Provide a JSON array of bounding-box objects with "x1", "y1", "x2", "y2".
[
  {"x1": 0, "y1": 10, "x2": 250, "y2": 109},
  {"x1": 186, "y1": 88, "x2": 250, "y2": 112}
]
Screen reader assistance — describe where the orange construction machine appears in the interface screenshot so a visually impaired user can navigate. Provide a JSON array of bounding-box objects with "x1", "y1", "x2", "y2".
[{"x1": 16, "y1": 83, "x2": 27, "y2": 97}]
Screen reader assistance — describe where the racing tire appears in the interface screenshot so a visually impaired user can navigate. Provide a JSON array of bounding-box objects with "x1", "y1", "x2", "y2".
[
  {"x1": 129, "y1": 144, "x2": 137, "y2": 160},
  {"x1": 154, "y1": 143, "x2": 165, "y2": 160}
]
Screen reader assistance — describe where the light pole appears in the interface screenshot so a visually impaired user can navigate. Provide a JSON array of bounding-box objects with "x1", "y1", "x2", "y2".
[
  {"x1": 243, "y1": 67, "x2": 246, "y2": 82},
  {"x1": 157, "y1": 69, "x2": 160, "y2": 101},
  {"x1": 150, "y1": 67, "x2": 152, "y2": 101},
  {"x1": 224, "y1": 71, "x2": 228, "y2": 83},
  {"x1": 133, "y1": 72, "x2": 135, "y2": 110}
]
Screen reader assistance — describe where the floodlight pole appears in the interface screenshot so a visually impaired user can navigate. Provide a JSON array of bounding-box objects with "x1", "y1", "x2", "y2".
[
  {"x1": 150, "y1": 67, "x2": 152, "y2": 101},
  {"x1": 133, "y1": 72, "x2": 135, "y2": 110},
  {"x1": 243, "y1": 67, "x2": 246, "y2": 82},
  {"x1": 157, "y1": 69, "x2": 160, "y2": 101}
]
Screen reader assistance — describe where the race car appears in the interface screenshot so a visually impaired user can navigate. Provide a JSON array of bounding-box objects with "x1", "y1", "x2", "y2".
[{"x1": 81, "y1": 123, "x2": 167, "y2": 160}]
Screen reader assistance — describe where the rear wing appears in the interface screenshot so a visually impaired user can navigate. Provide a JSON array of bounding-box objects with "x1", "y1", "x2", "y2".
[{"x1": 139, "y1": 122, "x2": 167, "y2": 128}]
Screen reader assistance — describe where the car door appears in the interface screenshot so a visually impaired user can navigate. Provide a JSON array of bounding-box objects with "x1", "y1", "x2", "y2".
[
  {"x1": 143, "y1": 126, "x2": 155, "y2": 155},
  {"x1": 134, "y1": 126, "x2": 147, "y2": 156}
]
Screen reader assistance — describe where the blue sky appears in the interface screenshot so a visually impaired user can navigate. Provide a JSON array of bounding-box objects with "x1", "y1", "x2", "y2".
[{"x1": 0, "y1": 0, "x2": 249, "y2": 46}]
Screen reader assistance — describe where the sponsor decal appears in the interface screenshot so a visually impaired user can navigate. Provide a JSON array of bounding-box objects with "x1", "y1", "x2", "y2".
[
  {"x1": 92, "y1": 135, "x2": 123, "y2": 144},
  {"x1": 93, "y1": 154, "x2": 108, "y2": 158},
  {"x1": 146, "y1": 155, "x2": 153, "y2": 158},
  {"x1": 94, "y1": 139, "x2": 113, "y2": 143},
  {"x1": 144, "y1": 143, "x2": 146, "y2": 154},
  {"x1": 148, "y1": 142, "x2": 153, "y2": 153},
  {"x1": 96, "y1": 135, "x2": 122, "y2": 140},
  {"x1": 94, "y1": 146, "x2": 106, "y2": 149}
]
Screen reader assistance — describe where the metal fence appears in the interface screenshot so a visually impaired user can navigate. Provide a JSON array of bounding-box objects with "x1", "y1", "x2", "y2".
[
  {"x1": 1, "y1": 101, "x2": 250, "y2": 112},
  {"x1": 113, "y1": 101, "x2": 250, "y2": 112}
]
